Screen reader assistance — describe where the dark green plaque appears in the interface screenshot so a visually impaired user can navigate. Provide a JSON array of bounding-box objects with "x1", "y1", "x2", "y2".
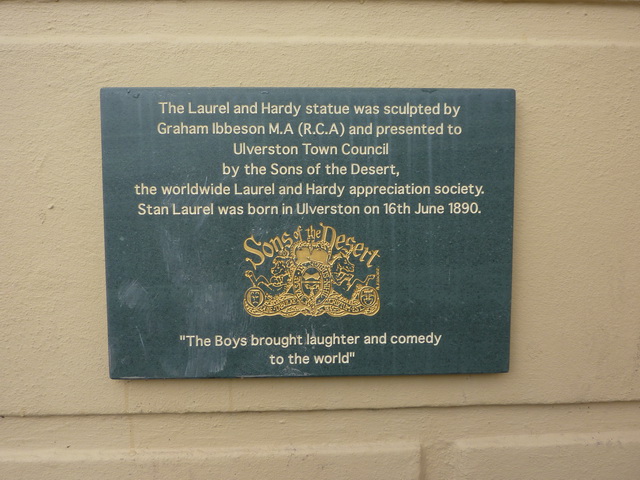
[{"x1": 101, "y1": 88, "x2": 514, "y2": 379}]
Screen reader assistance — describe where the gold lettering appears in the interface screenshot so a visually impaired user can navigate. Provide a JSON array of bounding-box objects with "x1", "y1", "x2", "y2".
[
  {"x1": 269, "y1": 235, "x2": 284, "y2": 253},
  {"x1": 352, "y1": 242, "x2": 365, "y2": 258},
  {"x1": 243, "y1": 224, "x2": 380, "y2": 317},
  {"x1": 281, "y1": 232, "x2": 292, "y2": 248},
  {"x1": 366, "y1": 249, "x2": 380, "y2": 267},
  {"x1": 262, "y1": 241, "x2": 275, "y2": 258},
  {"x1": 344, "y1": 237, "x2": 356, "y2": 254},
  {"x1": 244, "y1": 235, "x2": 265, "y2": 269},
  {"x1": 320, "y1": 223, "x2": 337, "y2": 251}
]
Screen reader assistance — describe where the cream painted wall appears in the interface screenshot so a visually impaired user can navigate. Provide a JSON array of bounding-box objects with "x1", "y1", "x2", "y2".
[{"x1": 1, "y1": 1, "x2": 639, "y2": 478}]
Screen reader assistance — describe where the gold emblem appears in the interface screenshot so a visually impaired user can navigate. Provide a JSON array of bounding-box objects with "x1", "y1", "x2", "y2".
[{"x1": 243, "y1": 224, "x2": 380, "y2": 317}]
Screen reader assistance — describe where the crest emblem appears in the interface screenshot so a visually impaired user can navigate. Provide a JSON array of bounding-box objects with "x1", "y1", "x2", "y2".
[{"x1": 243, "y1": 224, "x2": 380, "y2": 317}]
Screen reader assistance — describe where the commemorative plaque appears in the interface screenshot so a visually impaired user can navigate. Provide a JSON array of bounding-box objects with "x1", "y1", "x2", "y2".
[{"x1": 101, "y1": 88, "x2": 515, "y2": 379}]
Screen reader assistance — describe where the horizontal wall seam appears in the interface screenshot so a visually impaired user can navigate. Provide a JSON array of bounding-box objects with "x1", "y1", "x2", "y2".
[
  {"x1": 1, "y1": 399, "x2": 639, "y2": 419},
  {"x1": 0, "y1": 35, "x2": 639, "y2": 49}
]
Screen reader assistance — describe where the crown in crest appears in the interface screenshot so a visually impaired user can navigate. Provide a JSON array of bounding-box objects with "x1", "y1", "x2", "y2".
[{"x1": 292, "y1": 240, "x2": 330, "y2": 266}]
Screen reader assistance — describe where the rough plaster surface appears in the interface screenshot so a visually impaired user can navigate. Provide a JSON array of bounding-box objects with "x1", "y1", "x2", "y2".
[
  {"x1": 1, "y1": 403, "x2": 639, "y2": 479},
  {"x1": 453, "y1": 430, "x2": 640, "y2": 479},
  {"x1": 1, "y1": 0, "x2": 639, "y2": 478},
  {"x1": 0, "y1": 443, "x2": 421, "y2": 480}
]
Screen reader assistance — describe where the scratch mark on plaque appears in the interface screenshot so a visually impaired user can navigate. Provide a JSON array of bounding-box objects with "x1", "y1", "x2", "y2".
[
  {"x1": 117, "y1": 280, "x2": 150, "y2": 309},
  {"x1": 135, "y1": 326, "x2": 147, "y2": 358},
  {"x1": 282, "y1": 366, "x2": 310, "y2": 377}
]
